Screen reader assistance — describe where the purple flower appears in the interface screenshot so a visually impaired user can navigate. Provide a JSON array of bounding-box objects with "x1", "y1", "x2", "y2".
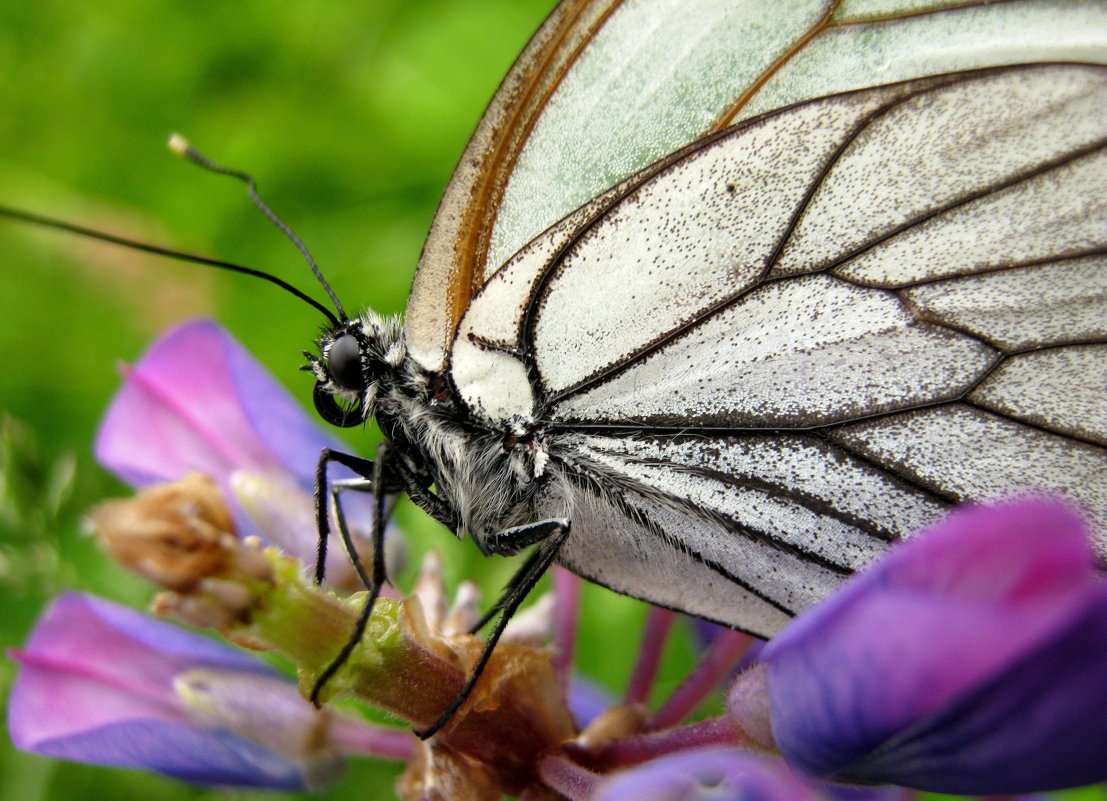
[
  {"x1": 94, "y1": 319, "x2": 390, "y2": 586},
  {"x1": 731, "y1": 498, "x2": 1107, "y2": 794},
  {"x1": 590, "y1": 746, "x2": 829, "y2": 801},
  {"x1": 96, "y1": 318, "x2": 335, "y2": 492},
  {"x1": 8, "y1": 592, "x2": 342, "y2": 789}
]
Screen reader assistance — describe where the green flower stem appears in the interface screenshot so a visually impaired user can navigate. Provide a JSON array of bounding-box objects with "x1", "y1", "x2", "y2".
[{"x1": 232, "y1": 550, "x2": 576, "y2": 793}]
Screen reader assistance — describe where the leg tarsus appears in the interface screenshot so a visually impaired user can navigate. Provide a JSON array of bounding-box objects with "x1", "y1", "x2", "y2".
[
  {"x1": 330, "y1": 481, "x2": 376, "y2": 589},
  {"x1": 313, "y1": 448, "x2": 376, "y2": 585},
  {"x1": 468, "y1": 547, "x2": 545, "y2": 634}
]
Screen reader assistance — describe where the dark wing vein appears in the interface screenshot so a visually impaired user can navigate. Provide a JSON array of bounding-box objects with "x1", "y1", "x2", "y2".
[
  {"x1": 583, "y1": 443, "x2": 900, "y2": 542},
  {"x1": 560, "y1": 448, "x2": 860, "y2": 575},
  {"x1": 821, "y1": 136, "x2": 1107, "y2": 281}
]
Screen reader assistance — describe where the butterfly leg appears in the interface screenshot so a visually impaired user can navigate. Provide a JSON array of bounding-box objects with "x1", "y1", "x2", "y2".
[
  {"x1": 327, "y1": 476, "x2": 380, "y2": 589},
  {"x1": 312, "y1": 447, "x2": 379, "y2": 584},
  {"x1": 386, "y1": 457, "x2": 460, "y2": 533},
  {"x1": 413, "y1": 517, "x2": 572, "y2": 740},
  {"x1": 466, "y1": 517, "x2": 572, "y2": 635},
  {"x1": 313, "y1": 448, "x2": 570, "y2": 737},
  {"x1": 484, "y1": 518, "x2": 569, "y2": 556},
  {"x1": 466, "y1": 548, "x2": 546, "y2": 634},
  {"x1": 309, "y1": 445, "x2": 394, "y2": 705},
  {"x1": 326, "y1": 463, "x2": 460, "y2": 587}
]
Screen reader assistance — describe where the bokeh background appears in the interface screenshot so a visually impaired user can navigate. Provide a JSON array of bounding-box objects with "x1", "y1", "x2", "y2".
[
  {"x1": 0, "y1": 2, "x2": 706, "y2": 799},
  {"x1": 0, "y1": 3, "x2": 1103, "y2": 801}
]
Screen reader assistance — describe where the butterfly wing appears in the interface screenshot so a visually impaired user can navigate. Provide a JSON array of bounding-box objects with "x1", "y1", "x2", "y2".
[
  {"x1": 449, "y1": 62, "x2": 1106, "y2": 634},
  {"x1": 407, "y1": 0, "x2": 621, "y2": 371},
  {"x1": 408, "y1": 0, "x2": 1107, "y2": 372}
]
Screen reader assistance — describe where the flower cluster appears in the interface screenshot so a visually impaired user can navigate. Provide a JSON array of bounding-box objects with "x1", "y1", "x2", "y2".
[{"x1": 8, "y1": 320, "x2": 1107, "y2": 799}]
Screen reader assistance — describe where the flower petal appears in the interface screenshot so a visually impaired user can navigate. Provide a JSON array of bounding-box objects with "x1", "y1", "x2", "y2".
[
  {"x1": 568, "y1": 674, "x2": 617, "y2": 730},
  {"x1": 591, "y1": 747, "x2": 826, "y2": 801},
  {"x1": 75, "y1": 593, "x2": 274, "y2": 673},
  {"x1": 844, "y1": 589, "x2": 1107, "y2": 792},
  {"x1": 223, "y1": 324, "x2": 343, "y2": 488},
  {"x1": 93, "y1": 320, "x2": 382, "y2": 563},
  {"x1": 95, "y1": 319, "x2": 341, "y2": 492},
  {"x1": 8, "y1": 593, "x2": 315, "y2": 789},
  {"x1": 30, "y1": 719, "x2": 307, "y2": 789},
  {"x1": 762, "y1": 499, "x2": 1107, "y2": 792},
  {"x1": 8, "y1": 592, "x2": 276, "y2": 748}
]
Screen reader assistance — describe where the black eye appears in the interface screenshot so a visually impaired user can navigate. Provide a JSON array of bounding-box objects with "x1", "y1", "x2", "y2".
[{"x1": 327, "y1": 334, "x2": 365, "y2": 391}]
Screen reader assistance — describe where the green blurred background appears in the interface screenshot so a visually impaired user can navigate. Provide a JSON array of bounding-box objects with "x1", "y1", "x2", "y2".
[
  {"x1": 0, "y1": 1, "x2": 707, "y2": 798},
  {"x1": 0, "y1": 2, "x2": 1103, "y2": 800}
]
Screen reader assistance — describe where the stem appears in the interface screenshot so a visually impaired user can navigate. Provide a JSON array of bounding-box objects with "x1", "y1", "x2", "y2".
[
  {"x1": 625, "y1": 607, "x2": 676, "y2": 705},
  {"x1": 328, "y1": 717, "x2": 414, "y2": 761},
  {"x1": 568, "y1": 716, "x2": 751, "y2": 772},
  {"x1": 236, "y1": 552, "x2": 576, "y2": 794},
  {"x1": 647, "y1": 629, "x2": 751, "y2": 731},
  {"x1": 552, "y1": 568, "x2": 581, "y2": 689},
  {"x1": 538, "y1": 754, "x2": 600, "y2": 801}
]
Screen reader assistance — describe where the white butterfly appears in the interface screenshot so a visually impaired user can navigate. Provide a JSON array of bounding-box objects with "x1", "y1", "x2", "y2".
[{"x1": 302, "y1": 0, "x2": 1106, "y2": 732}]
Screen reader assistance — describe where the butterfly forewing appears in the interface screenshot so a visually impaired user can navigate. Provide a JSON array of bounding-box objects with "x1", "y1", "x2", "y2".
[
  {"x1": 411, "y1": 0, "x2": 1107, "y2": 379},
  {"x1": 407, "y1": 0, "x2": 623, "y2": 372}
]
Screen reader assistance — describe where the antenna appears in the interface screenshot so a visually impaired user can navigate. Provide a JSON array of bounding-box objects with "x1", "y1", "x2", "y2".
[
  {"x1": 169, "y1": 135, "x2": 348, "y2": 323},
  {"x1": 0, "y1": 205, "x2": 341, "y2": 328}
]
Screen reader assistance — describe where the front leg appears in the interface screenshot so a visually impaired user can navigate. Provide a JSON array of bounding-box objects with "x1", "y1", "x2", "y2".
[
  {"x1": 313, "y1": 447, "x2": 377, "y2": 585},
  {"x1": 310, "y1": 444, "x2": 394, "y2": 705},
  {"x1": 414, "y1": 517, "x2": 572, "y2": 740}
]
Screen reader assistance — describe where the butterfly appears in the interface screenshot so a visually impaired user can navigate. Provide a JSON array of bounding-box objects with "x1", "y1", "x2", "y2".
[
  {"x1": 2, "y1": 0, "x2": 1103, "y2": 740},
  {"x1": 299, "y1": 0, "x2": 1106, "y2": 734}
]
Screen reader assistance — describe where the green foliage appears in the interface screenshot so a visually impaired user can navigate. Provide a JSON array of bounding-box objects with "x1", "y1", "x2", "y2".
[{"x1": 0, "y1": 2, "x2": 704, "y2": 798}]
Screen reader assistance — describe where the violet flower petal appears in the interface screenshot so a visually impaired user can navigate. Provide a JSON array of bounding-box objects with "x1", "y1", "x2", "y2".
[
  {"x1": 762, "y1": 499, "x2": 1107, "y2": 793},
  {"x1": 73, "y1": 592, "x2": 273, "y2": 673},
  {"x1": 569, "y1": 674, "x2": 617, "y2": 730},
  {"x1": 95, "y1": 319, "x2": 342, "y2": 491},
  {"x1": 591, "y1": 746, "x2": 826, "y2": 801},
  {"x1": 9, "y1": 593, "x2": 274, "y2": 739},
  {"x1": 25, "y1": 719, "x2": 307, "y2": 789},
  {"x1": 8, "y1": 593, "x2": 316, "y2": 789},
  {"x1": 843, "y1": 593, "x2": 1107, "y2": 792},
  {"x1": 820, "y1": 786, "x2": 914, "y2": 801}
]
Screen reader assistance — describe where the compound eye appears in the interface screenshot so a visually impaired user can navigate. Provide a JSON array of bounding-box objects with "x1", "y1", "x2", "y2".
[{"x1": 327, "y1": 334, "x2": 364, "y2": 391}]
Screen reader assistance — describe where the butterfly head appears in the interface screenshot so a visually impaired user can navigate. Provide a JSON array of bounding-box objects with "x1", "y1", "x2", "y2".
[{"x1": 306, "y1": 311, "x2": 406, "y2": 428}]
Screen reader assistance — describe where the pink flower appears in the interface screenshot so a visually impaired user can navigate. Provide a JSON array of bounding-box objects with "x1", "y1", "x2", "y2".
[
  {"x1": 8, "y1": 593, "x2": 341, "y2": 789},
  {"x1": 94, "y1": 318, "x2": 393, "y2": 586}
]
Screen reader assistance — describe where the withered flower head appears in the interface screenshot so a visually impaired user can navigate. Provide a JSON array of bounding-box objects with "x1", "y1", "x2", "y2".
[{"x1": 90, "y1": 472, "x2": 273, "y2": 629}]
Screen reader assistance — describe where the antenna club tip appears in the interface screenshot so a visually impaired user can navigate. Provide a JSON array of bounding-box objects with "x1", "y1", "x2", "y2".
[{"x1": 168, "y1": 133, "x2": 192, "y2": 157}]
